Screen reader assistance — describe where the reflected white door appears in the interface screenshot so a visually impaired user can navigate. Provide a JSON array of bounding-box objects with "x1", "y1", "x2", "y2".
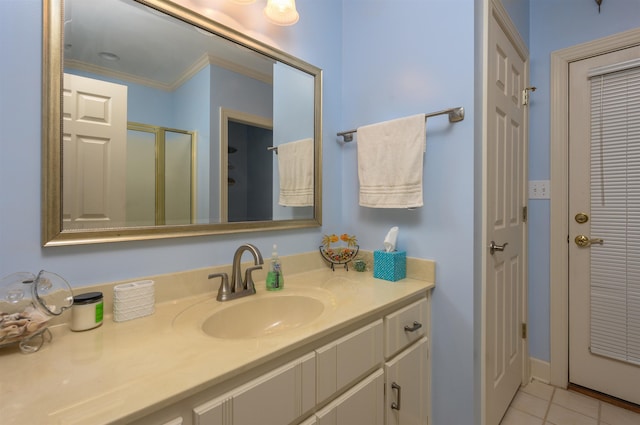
[
  {"x1": 484, "y1": 2, "x2": 528, "y2": 424},
  {"x1": 63, "y1": 73, "x2": 127, "y2": 229},
  {"x1": 568, "y1": 45, "x2": 640, "y2": 405}
]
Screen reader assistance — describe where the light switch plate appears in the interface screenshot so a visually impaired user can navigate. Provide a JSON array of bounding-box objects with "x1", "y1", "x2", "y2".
[{"x1": 529, "y1": 180, "x2": 550, "y2": 199}]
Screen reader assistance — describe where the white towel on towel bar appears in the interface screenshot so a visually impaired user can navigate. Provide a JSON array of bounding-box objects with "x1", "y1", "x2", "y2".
[
  {"x1": 357, "y1": 114, "x2": 425, "y2": 208},
  {"x1": 278, "y1": 138, "x2": 314, "y2": 207}
]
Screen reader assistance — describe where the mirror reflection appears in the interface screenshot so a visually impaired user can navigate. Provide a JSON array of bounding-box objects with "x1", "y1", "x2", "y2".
[{"x1": 43, "y1": 0, "x2": 322, "y2": 245}]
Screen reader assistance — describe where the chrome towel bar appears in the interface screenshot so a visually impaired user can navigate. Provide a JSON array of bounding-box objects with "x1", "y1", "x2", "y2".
[{"x1": 337, "y1": 106, "x2": 464, "y2": 142}]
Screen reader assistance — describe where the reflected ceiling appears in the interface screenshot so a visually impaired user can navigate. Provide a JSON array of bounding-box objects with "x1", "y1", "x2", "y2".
[{"x1": 64, "y1": 0, "x2": 274, "y2": 89}]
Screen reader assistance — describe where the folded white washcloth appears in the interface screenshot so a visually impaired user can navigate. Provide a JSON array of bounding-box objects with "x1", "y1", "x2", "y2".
[
  {"x1": 278, "y1": 138, "x2": 314, "y2": 207},
  {"x1": 357, "y1": 114, "x2": 425, "y2": 208}
]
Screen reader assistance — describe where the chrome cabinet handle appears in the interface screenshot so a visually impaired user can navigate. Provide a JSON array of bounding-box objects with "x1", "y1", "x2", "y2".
[
  {"x1": 404, "y1": 321, "x2": 423, "y2": 332},
  {"x1": 489, "y1": 241, "x2": 508, "y2": 255},
  {"x1": 391, "y1": 382, "x2": 402, "y2": 410}
]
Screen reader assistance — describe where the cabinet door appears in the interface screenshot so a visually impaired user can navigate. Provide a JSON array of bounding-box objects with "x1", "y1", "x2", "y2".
[
  {"x1": 233, "y1": 352, "x2": 315, "y2": 425},
  {"x1": 315, "y1": 369, "x2": 384, "y2": 425},
  {"x1": 193, "y1": 394, "x2": 230, "y2": 425},
  {"x1": 193, "y1": 353, "x2": 315, "y2": 425},
  {"x1": 385, "y1": 337, "x2": 429, "y2": 425},
  {"x1": 316, "y1": 320, "x2": 383, "y2": 403}
]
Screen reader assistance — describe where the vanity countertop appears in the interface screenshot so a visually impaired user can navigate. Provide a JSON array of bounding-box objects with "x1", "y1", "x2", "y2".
[{"x1": 1, "y1": 267, "x2": 434, "y2": 425}]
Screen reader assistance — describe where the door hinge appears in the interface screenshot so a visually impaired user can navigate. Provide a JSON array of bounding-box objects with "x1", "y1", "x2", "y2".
[
  {"x1": 521, "y1": 323, "x2": 527, "y2": 339},
  {"x1": 522, "y1": 86, "x2": 537, "y2": 106},
  {"x1": 522, "y1": 206, "x2": 528, "y2": 223}
]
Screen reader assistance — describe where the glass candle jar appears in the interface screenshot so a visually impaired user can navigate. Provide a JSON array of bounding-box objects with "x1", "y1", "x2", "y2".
[{"x1": 0, "y1": 270, "x2": 74, "y2": 352}]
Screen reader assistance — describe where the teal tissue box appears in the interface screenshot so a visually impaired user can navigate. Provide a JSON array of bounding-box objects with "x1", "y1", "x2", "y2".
[{"x1": 373, "y1": 250, "x2": 406, "y2": 282}]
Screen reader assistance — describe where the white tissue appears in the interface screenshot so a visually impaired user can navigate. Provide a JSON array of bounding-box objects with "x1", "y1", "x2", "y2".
[{"x1": 384, "y1": 226, "x2": 399, "y2": 252}]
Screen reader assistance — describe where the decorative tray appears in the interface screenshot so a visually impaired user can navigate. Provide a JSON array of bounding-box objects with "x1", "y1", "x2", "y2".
[{"x1": 319, "y1": 234, "x2": 359, "y2": 271}]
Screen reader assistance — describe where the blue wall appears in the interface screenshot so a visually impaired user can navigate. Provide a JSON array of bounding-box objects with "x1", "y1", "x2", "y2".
[
  {"x1": 501, "y1": 0, "x2": 529, "y2": 46},
  {"x1": 341, "y1": 1, "x2": 476, "y2": 423}
]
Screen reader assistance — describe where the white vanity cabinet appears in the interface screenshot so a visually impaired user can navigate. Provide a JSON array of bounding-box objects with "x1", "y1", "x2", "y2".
[
  {"x1": 383, "y1": 298, "x2": 430, "y2": 425},
  {"x1": 132, "y1": 293, "x2": 431, "y2": 425}
]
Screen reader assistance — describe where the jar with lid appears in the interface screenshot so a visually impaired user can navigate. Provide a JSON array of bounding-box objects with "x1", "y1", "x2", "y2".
[
  {"x1": 71, "y1": 292, "x2": 104, "y2": 331},
  {"x1": 0, "y1": 270, "x2": 74, "y2": 353}
]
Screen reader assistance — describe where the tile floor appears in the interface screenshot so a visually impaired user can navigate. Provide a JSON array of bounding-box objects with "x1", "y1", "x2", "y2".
[{"x1": 500, "y1": 380, "x2": 640, "y2": 425}]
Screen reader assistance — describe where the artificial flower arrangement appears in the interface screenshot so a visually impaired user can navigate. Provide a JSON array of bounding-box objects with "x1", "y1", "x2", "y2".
[{"x1": 319, "y1": 233, "x2": 359, "y2": 271}]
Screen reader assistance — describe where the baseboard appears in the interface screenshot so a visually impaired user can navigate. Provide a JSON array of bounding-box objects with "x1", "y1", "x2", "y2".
[{"x1": 530, "y1": 357, "x2": 551, "y2": 384}]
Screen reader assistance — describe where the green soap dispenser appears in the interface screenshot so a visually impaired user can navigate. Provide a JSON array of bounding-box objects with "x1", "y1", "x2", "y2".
[{"x1": 266, "y1": 244, "x2": 284, "y2": 291}]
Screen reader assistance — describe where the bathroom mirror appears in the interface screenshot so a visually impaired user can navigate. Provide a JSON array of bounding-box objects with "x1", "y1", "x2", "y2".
[{"x1": 42, "y1": 0, "x2": 322, "y2": 246}]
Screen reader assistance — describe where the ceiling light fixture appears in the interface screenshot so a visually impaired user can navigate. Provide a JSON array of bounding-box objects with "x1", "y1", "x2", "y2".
[
  {"x1": 228, "y1": 0, "x2": 299, "y2": 26},
  {"x1": 595, "y1": 0, "x2": 603, "y2": 13},
  {"x1": 264, "y1": 0, "x2": 299, "y2": 26}
]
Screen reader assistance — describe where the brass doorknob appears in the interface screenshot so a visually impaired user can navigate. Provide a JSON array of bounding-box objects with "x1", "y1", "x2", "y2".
[{"x1": 574, "y1": 235, "x2": 604, "y2": 247}]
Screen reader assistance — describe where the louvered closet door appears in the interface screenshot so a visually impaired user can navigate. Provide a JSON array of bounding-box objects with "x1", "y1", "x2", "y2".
[{"x1": 569, "y1": 45, "x2": 640, "y2": 406}]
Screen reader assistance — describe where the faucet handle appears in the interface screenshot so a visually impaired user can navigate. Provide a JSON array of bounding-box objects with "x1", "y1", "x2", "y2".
[
  {"x1": 243, "y1": 265, "x2": 262, "y2": 293},
  {"x1": 208, "y1": 272, "x2": 228, "y2": 281},
  {"x1": 209, "y1": 272, "x2": 230, "y2": 301}
]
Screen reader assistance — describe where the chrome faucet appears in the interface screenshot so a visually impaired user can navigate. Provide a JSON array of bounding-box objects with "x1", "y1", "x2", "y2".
[{"x1": 209, "y1": 243, "x2": 264, "y2": 301}]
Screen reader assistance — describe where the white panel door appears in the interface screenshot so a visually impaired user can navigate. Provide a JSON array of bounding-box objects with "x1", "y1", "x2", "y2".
[
  {"x1": 63, "y1": 73, "x2": 127, "y2": 229},
  {"x1": 484, "y1": 3, "x2": 528, "y2": 424},
  {"x1": 568, "y1": 45, "x2": 640, "y2": 406}
]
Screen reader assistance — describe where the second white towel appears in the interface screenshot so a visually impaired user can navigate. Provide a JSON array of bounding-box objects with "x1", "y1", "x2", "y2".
[
  {"x1": 357, "y1": 114, "x2": 426, "y2": 208},
  {"x1": 278, "y1": 138, "x2": 314, "y2": 207}
]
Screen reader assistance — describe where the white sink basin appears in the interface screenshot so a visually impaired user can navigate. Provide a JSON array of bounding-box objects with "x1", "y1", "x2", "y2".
[
  {"x1": 202, "y1": 295, "x2": 324, "y2": 339},
  {"x1": 172, "y1": 288, "x2": 333, "y2": 340}
]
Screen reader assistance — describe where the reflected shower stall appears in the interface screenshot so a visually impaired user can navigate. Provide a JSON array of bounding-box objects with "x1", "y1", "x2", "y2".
[{"x1": 126, "y1": 123, "x2": 196, "y2": 226}]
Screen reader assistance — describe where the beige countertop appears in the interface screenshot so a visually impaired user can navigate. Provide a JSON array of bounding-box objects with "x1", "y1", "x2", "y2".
[{"x1": 1, "y1": 263, "x2": 434, "y2": 425}]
